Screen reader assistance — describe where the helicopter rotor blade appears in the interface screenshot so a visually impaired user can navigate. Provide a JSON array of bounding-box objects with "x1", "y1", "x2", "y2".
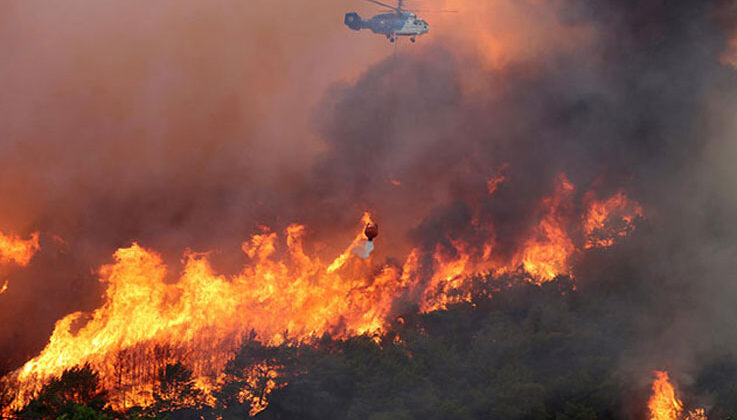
[
  {"x1": 405, "y1": 9, "x2": 459, "y2": 13},
  {"x1": 364, "y1": 0, "x2": 400, "y2": 11}
]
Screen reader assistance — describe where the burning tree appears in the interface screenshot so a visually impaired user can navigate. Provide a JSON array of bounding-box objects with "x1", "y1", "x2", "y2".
[{"x1": 152, "y1": 362, "x2": 204, "y2": 412}]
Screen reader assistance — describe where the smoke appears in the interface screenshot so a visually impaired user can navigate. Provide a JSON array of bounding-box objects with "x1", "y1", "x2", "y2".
[
  {"x1": 0, "y1": 0, "x2": 392, "y2": 370},
  {"x1": 1, "y1": 0, "x2": 737, "y2": 411},
  {"x1": 306, "y1": 0, "x2": 737, "y2": 404}
]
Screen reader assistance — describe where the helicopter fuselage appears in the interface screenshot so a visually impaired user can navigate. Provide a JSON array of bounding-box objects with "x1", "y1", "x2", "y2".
[{"x1": 345, "y1": 12, "x2": 429, "y2": 40}]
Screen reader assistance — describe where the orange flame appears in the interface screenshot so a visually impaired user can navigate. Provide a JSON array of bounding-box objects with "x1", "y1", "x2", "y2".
[
  {"x1": 0, "y1": 231, "x2": 40, "y2": 295},
  {"x1": 518, "y1": 174, "x2": 576, "y2": 282},
  {"x1": 2, "y1": 173, "x2": 644, "y2": 415},
  {"x1": 646, "y1": 371, "x2": 708, "y2": 420},
  {"x1": 412, "y1": 174, "x2": 634, "y2": 311},
  {"x1": 237, "y1": 362, "x2": 285, "y2": 416},
  {"x1": 0, "y1": 231, "x2": 39, "y2": 266},
  {"x1": 4, "y1": 218, "x2": 398, "y2": 412},
  {"x1": 684, "y1": 409, "x2": 707, "y2": 420},
  {"x1": 584, "y1": 191, "x2": 643, "y2": 249},
  {"x1": 648, "y1": 371, "x2": 684, "y2": 420}
]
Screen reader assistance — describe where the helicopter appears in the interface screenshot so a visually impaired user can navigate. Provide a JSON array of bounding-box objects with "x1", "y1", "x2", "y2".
[{"x1": 344, "y1": 0, "x2": 430, "y2": 43}]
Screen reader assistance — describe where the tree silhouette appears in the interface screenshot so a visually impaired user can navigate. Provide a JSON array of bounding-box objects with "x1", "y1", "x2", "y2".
[{"x1": 19, "y1": 364, "x2": 108, "y2": 419}]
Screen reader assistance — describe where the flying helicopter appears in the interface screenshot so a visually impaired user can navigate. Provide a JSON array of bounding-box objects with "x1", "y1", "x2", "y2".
[{"x1": 344, "y1": 0, "x2": 431, "y2": 43}]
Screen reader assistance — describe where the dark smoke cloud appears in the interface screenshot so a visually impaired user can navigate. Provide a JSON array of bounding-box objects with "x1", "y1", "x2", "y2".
[
  {"x1": 306, "y1": 0, "x2": 737, "y2": 402},
  {"x1": 1, "y1": 1, "x2": 736, "y2": 411}
]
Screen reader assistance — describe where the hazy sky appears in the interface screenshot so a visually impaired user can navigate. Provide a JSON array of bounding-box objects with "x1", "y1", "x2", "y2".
[{"x1": 1, "y1": 0, "x2": 736, "y2": 379}]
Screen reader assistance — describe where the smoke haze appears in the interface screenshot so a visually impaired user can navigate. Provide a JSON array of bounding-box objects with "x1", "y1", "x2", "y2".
[{"x1": 1, "y1": 0, "x2": 737, "y2": 414}]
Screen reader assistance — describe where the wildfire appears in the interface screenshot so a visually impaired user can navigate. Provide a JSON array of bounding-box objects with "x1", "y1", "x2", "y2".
[
  {"x1": 2, "y1": 172, "x2": 643, "y2": 416},
  {"x1": 405, "y1": 174, "x2": 636, "y2": 311},
  {"x1": 5, "y1": 219, "x2": 399, "y2": 412},
  {"x1": 649, "y1": 371, "x2": 684, "y2": 420},
  {"x1": 647, "y1": 371, "x2": 709, "y2": 420}
]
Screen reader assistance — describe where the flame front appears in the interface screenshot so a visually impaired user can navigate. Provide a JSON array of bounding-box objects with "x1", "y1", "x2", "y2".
[
  {"x1": 3, "y1": 173, "x2": 643, "y2": 415},
  {"x1": 6, "y1": 222, "x2": 399, "y2": 412}
]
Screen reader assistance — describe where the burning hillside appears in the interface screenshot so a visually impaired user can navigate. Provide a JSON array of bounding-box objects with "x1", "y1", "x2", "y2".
[
  {"x1": 2, "y1": 173, "x2": 642, "y2": 414},
  {"x1": 1, "y1": 0, "x2": 737, "y2": 418}
]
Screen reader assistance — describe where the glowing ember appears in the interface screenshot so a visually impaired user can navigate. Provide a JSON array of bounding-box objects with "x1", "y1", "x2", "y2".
[
  {"x1": 684, "y1": 409, "x2": 707, "y2": 420},
  {"x1": 648, "y1": 371, "x2": 684, "y2": 420},
  {"x1": 487, "y1": 164, "x2": 508, "y2": 195}
]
